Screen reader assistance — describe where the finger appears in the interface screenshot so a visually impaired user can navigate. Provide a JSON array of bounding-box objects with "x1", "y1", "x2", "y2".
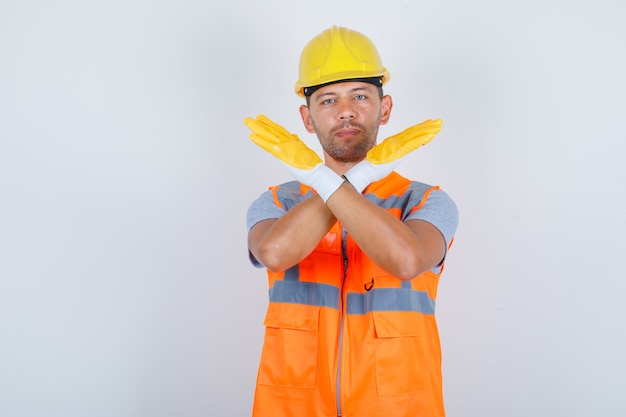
[
  {"x1": 249, "y1": 134, "x2": 287, "y2": 161},
  {"x1": 244, "y1": 117, "x2": 272, "y2": 137},
  {"x1": 401, "y1": 121, "x2": 442, "y2": 138},
  {"x1": 245, "y1": 118, "x2": 287, "y2": 145},
  {"x1": 251, "y1": 135, "x2": 321, "y2": 169},
  {"x1": 257, "y1": 115, "x2": 294, "y2": 139},
  {"x1": 249, "y1": 133, "x2": 278, "y2": 151},
  {"x1": 369, "y1": 133, "x2": 431, "y2": 163},
  {"x1": 397, "y1": 133, "x2": 436, "y2": 151}
]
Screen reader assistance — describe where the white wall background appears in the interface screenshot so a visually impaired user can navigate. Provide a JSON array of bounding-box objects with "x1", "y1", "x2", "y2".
[{"x1": 1, "y1": 1, "x2": 625, "y2": 416}]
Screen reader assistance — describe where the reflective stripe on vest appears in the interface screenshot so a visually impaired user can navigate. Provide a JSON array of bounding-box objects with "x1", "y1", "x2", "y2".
[
  {"x1": 347, "y1": 280, "x2": 436, "y2": 315},
  {"x1": 268, "y1": 266, "x2": 435, "y2": 314},
  {"x1": 268, "y1": 265, "x2": 341, "y2": 309}
]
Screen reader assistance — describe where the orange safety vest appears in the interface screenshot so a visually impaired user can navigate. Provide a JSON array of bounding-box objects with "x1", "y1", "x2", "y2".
[{"x1": 252, "y1": 172, "x2": 449, "y2": 417}]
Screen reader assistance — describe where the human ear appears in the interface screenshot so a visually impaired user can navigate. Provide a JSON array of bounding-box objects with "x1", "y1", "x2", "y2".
[
  {"x1": 379, "y1": 95, "x2": 393, "y2": 125},
  {"x1": 299, "y1": 104, "x2": 316, "y2": 133}
]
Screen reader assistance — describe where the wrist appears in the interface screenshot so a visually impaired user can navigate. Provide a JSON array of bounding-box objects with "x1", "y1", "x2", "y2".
[
  {"x1": 306, "y1": 164, "x2": 345, "y2": 203},
  {"x1": 343, "y1": 161, "x2": 373, "y2": 194}
]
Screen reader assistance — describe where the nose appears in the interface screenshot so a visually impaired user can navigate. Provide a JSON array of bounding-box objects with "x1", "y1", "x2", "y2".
[{"x1": 337, "y1": 100, "x2": 355, "y2": 120}]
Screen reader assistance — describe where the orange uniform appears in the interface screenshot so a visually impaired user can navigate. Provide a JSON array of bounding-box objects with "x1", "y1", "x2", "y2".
[{"x1": 250, "y1": 172, "x2": 455, "y2": 417}]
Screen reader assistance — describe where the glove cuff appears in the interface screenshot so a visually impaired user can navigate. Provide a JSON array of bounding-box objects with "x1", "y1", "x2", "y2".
[
  {"x1": 311, "y1": 165, "x2": 345, "y2": 202},
  {"x1": 343, "y1": 161, "x2": 375, "y2": 194},
  {"x1": 288, "y1": 164, "x2": 344, "y2": 202}
]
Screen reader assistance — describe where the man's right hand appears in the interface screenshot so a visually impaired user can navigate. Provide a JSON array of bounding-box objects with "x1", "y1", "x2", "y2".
[{"x1": 244, "y1": 115, "x2": 344, "y2": 202}]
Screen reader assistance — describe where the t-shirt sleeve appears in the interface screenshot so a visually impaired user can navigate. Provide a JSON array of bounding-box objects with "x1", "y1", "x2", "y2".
[
  {"x1": 246, "y1": 190, "x2": 285, "y2": 233},
  {"x1": 245, "y1": 190, "x2": 286, "y2": 268},
  {"x1": 406, "y1": 188, "x2": 459, "y2": 249}
]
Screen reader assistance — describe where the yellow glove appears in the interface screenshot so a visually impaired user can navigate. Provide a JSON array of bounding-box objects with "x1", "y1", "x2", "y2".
[
  {"x1": 244, "y1": 114, "x2": 322, "y2": 169},
  {"x1": 344, "y1": 119, "x2": 443, "y2": 193},
  {"x1": 244, "y1": 115, "x2": 344, "y2": 202}
]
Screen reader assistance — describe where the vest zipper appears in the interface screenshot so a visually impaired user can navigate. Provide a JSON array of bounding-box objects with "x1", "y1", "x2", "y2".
[{"x1": 336, "y1": 226, "x2": 349, "y2": 416}]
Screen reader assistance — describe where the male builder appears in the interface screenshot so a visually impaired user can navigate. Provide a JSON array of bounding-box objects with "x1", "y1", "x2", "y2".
[{"x1": 244, "y1": 26, "x2": 459, "y2": 417}]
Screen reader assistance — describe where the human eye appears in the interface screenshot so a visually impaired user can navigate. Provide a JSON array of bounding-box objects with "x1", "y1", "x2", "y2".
[
  {"x1": 321, "y1": 97, "x2": 335, "y2": 105},
  {"x1": 354, "y1": 94, "x2": 367, "y2": 100}
]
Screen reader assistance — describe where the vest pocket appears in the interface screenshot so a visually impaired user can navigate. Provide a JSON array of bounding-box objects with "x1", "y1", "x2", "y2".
[
  {"x1": 258, "y1": 302, "x2": 320, "y2": 388},
  {"x1": 372, "y1": 311, "x2": 427, "y2": 395}
]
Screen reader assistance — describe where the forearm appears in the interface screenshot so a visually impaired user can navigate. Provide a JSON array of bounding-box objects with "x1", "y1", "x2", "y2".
[
  {"x1": 326, "y1": 182, "x2": 440, "y2": 279},
  {"x1": 249, "y1": 195, "x2": 337, "y2": 272}
]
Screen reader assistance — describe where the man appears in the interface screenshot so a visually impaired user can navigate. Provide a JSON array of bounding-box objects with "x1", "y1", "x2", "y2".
[{"x1": 244, "y1": 26, "x2": 458, "y2": 417}]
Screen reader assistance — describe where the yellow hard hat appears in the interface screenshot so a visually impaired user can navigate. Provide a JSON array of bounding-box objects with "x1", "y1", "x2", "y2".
[{"x1": 294, "y1": 26, "x2": 390, "y2": 97}]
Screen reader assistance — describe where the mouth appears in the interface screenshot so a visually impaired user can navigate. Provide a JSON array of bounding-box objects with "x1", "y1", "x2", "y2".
[{"x1": 333, "y1": 125, "x2": 362, "y2": 139}]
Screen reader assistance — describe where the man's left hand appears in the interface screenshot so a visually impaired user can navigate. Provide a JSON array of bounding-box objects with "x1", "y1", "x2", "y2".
[{"x1": 343, "y1": 119, "x2": 443, "y2": 193}]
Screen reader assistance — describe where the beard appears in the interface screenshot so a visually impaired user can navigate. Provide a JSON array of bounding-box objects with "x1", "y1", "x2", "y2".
[{"x1": 316, "y1": 120, "x2": 380, "y2": 163}]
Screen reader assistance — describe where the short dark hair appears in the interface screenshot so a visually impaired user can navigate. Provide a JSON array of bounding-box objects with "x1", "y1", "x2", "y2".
[
  {"x1": 305, "y1": 85, "x2": 384, "y2": 106},
  {"x1": 303, "y1": 77, "x2": 383, "y2": 97}
]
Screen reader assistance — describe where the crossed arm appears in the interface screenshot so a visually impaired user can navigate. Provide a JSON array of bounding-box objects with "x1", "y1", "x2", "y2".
[{"x1": 248, "y1": 181, "x2": 446, "y2": 280}]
